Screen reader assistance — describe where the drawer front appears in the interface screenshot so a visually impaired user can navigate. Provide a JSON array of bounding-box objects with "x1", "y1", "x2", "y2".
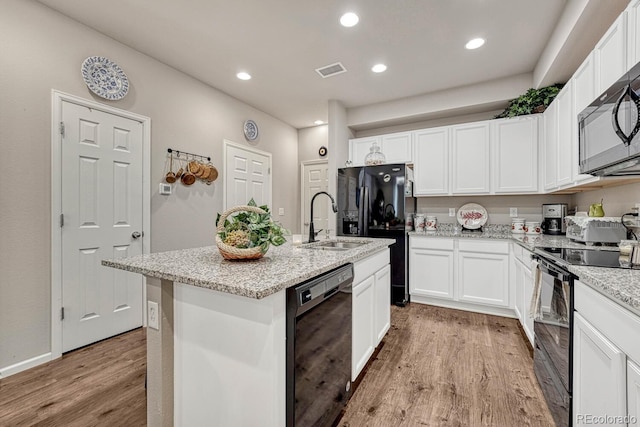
[
  {"x1": 410, "y1": 236, "x2": 454, "y2": 251},
  {"x1": 353, "y1": 248, "x2": 390, "y2": 286},
  {"x1": 459, "y1": 239, "x2": 509, "y2": 254}
]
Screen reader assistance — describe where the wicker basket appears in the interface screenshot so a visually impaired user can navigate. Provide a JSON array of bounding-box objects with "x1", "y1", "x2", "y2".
[{"x1": 215, "y1": 205, "x2": 268, "y2": 260}]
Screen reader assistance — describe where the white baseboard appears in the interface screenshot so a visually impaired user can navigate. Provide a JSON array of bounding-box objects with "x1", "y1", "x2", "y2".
[
  {"x1": 0, "y1": 352, "x2": 53, "y2": 379},
  {"x1": 410, "y1": 295, "x2": 517, "y2": 319}
]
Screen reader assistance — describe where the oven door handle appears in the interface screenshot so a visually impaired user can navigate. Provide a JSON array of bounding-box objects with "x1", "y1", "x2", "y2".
[{"x1": 534, "y1": 256, "x2": 572, "y2": 282}]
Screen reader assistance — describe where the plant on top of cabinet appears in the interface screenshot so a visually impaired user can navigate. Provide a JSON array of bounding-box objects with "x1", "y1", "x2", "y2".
[{"x1": 494, "y1": 83, "x2": 564, "y2": 118}]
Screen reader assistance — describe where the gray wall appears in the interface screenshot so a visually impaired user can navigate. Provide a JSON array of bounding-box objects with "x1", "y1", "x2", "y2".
[
  {"x1": 573, "y1": 182, "x2": 640, "y2": 217},
  {"x1": 0, "y1": 0, "x2": 298, "y2": 370}
]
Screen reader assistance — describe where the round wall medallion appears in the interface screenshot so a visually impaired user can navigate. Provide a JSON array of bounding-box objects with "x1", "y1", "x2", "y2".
[
  {"x1": 318, "y1": 146, "x2": 328, "y2": 157},
  {"x1": 81, "y1": 56, "x2": 129, "y2": 100},
  {"x1": 243, "y1": 119, "x2": 259, "y2": 141}
]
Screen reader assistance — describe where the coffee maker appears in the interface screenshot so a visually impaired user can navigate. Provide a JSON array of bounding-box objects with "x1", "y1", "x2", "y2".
[{"x1": 541, "y1": 203, "x2": 568, "y2": 235}]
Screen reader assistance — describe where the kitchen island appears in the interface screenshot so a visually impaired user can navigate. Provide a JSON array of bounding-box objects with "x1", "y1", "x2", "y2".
[{"x1": 102, "y1": 237, "x2": 394, "y2": 427}]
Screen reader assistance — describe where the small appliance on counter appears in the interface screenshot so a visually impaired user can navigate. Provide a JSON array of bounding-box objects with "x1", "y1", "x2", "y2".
[
  {"x1": 541, "y1": 203, "x2": 568, "y2": 235},
  {"x1": 565, "y1": 216, "x2": 627, "y2": 245}
]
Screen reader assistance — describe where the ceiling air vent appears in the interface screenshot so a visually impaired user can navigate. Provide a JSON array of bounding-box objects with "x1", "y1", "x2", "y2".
[{"x1": 315, "y1": 62, "x2": 347, "y2": 78}]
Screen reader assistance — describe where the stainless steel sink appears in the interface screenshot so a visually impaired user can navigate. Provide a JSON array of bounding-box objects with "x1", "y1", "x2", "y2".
[{"x1": 302, "y1": 241, "x2": 368, "y2": 251}]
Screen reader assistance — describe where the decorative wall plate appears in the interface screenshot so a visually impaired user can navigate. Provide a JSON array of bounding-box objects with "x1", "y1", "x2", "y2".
[
  {"x1": 457, "y1": 203, "x2": 488, "y2": 229},
  {"x1": 81, "y1": 56, "x2": 129, "y2": 100},
  {"x1": 243, "y1": 119, "x2": 259, "y2": 141}
]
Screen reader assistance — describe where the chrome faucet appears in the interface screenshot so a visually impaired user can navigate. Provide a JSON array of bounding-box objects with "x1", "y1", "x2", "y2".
[{"x1": 309, "y1": 191, "x2": 338, "y2": 243}]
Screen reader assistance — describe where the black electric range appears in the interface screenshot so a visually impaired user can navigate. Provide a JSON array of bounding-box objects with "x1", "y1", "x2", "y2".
[{"x1": 535, "y1": 246, "x2": 623, "y2": 269}]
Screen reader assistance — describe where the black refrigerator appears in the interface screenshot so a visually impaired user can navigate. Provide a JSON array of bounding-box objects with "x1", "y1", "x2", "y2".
[{"x1": 337, "y1": 164, "x2": 414, "y2": 305}]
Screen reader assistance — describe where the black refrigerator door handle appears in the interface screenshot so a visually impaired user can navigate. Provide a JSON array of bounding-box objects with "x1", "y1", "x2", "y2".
[
  {"x1": 612, "y1": 84, "x2": 640, "y2": 146},
  {"x1": 358, "y1": 187, "x2": 369, "y2": 236}
]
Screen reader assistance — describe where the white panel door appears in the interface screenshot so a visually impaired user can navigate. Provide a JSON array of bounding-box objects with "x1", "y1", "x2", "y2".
[
  {"x1": 628, "y1": 0, "x2": 640, "y2": 66},
  {"x1": 224, "y1": 141, "x2": 271, "y2": 209},
  {"x1": 491, "y1": 116, "x2": 538, "y2": 193},
  {"x1": 555, "y1": 84, "x2": 574, "y2": 186},
  {"x1": 572, "y1": 53, "x2": 599, "y2": 184},
  {"x1": 451, "y1": 122, "x2": 490, "y2": 194},
  {"x1": 61, "y1": 101, "x2": 143, "y2": 352},
  {"x1": 381, "y1": 132, "x2": 412, "y2": 164},
  {"x1": 349, "y1": 136, "x2": 380, "y2": 167},
  {"x1": 352, "y1": 275, "x2": 375, "y2": 381},
  {"x1": 594, "y1": 12, "x2": 628, "y2": 94},
  {"x1": 301, "y1": 161, "x2": 328, "y2": 237},
  {"x1": 458, "y1": 251, "x2": 509, "y2": 307},
  {"x1": 543, "y1": 100, "x2": 558, "y2": 191},
  {"x1": 413, "y1": 127, "x2": 450, "y2": 195}
]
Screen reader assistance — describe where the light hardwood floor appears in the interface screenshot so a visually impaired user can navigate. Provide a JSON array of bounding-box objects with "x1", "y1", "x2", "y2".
[
  {"x1": 0, "y1": 304, "x2": 553, "y2": 426},
  {"x1": 340, "y1": 304, "x2": 555, "y2": 427}
]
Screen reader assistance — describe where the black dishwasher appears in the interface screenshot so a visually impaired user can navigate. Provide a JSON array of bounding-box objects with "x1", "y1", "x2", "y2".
[{"x1": 286, "y1": 263, "x2": 353, "y2": 427}]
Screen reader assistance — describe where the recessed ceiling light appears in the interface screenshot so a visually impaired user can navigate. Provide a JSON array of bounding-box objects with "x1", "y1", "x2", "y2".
[
  {"x1": 465, "y1": 38, "x2": 485, "y2": 50},
  {"x1": 340, "y1": 12, "x2": 359, "y2": 27},
  {"x1": 372, "y1": 64, "x2": 387, "y2": 73},
  {"x1": 236, "y1": 72, "x2": 251, "y2": 80},
  {"x1": 314, "y1": 120, "x2": 325, "y2": 125}
]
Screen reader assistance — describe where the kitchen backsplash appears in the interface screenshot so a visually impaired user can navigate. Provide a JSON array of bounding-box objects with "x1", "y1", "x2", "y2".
[
  {"x1": 573, "y1": 181, "x2": 640, "y2": 217},
  {"x1": 414, "y1": 194, "x2": 572, "y2": 225}
]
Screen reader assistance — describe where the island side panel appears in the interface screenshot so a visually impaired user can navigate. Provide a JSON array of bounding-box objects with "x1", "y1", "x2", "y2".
[
  {"x1": 173, "y1": 283, "x2": 286, "y2": 427},
  {"x1": 146, "y1": 277, "x2": 174, "y2": 427}
]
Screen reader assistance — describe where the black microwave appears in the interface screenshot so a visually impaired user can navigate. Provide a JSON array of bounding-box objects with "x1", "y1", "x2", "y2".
[{"x1": 579, "y1": 61, "x2": 640, "y2": 176}]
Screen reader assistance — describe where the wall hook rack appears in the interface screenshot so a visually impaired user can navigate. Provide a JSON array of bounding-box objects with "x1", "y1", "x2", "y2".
[{"x1": 167, "y1": 148, "x2": 211, "y2": 162}]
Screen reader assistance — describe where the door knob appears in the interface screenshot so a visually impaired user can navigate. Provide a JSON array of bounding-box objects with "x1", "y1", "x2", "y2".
[{"x1": 132, "y1": 231, "x2": 142, "y2": 239}]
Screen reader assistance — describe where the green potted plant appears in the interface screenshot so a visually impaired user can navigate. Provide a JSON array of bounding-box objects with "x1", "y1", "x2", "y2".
[{"x1": 494, "y1": 83, "x2": 564, "y2": 118}]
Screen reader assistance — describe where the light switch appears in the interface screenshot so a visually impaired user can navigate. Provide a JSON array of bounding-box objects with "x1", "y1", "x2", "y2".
[{"x1": 278, "y1": 208, "x2": 285, "y2": 216}]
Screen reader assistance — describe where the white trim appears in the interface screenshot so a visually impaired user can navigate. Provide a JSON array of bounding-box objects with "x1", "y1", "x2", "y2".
[
  {"x1": 222, "y1": 139, "x2": 273, "y2": 210},
  {"x1": 0, "y1": 353, "x2": 52, "y2": 379},
  {"x1": 50, "y1": 90, "x2": 151, "y2": 360},
  {"x1": 299, "y1": 159, "x2": 329, "y2": 233}
]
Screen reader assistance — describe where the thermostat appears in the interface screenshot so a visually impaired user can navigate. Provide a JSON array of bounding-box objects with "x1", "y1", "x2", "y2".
[{"x1": 159, "y1": 183, "x2": 172, "y2": 195}]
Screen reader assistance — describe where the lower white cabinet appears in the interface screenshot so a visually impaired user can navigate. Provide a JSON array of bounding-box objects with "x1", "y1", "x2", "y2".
[
  {"x1": 409, "y1": 236, "x2": 512, "y2": 316},
  {"x1": 352, "y1": 249, "x2": 391, "y2": 381},
  {"x1": 512, "y1": 242, "x2": 535, "y2": 345},
  {"x1": 409, "y1": 238, "x2": 454, "y2": 300},
  {"x1": 522, "y1": 262, "x2": 534, "y2": 344},
  {"x1": 573, "y1": 312, "x2": 627, "y2": 423},
  {"x1": 458, "y1": 247, "x2": 509, "y2": 307},
  {"x1": 573, "y1": 280, "x2": 640, "y2": 425},
  {"x1": 629, "y1": 359, "x2": 640, "y2": 421}
]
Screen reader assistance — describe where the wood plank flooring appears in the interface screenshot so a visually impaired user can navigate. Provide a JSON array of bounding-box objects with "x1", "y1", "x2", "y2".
[
  {"x1": 0, "y1": 305, "x2": 553, "y2": 426},
  {"x1": 339, "y1": 304, "x2": 555, "y2": 426},
  {"x1": 0, "y1": 328, "x2": 146, "y2": 427}
]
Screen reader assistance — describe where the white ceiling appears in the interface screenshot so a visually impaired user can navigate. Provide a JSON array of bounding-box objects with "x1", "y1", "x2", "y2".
[{"x1": 35, "y1": 0, "x2": 623, "y2": 129}]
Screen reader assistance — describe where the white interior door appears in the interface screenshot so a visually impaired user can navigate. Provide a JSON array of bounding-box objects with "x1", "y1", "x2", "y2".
[
  {"x1": 301, "y1": 161, "x2": 329, "y2": 238},
  {"x1": 60, "y1": 101, "x2": 144, "y2": 352},
  {"x1": 224, "y1": 141, "x2": 272, "y2": 208}
]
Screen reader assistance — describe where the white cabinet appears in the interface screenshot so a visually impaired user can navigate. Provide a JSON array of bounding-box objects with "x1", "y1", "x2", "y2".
[
  {"x1": 573, "y1": 312, "x2": 627, "y2": 423},
  {"x1": 352, "y1": 249, "x2": 391, "y2": 381},
  {"x1": 352, "y1": 275, "x2": 375, "y2": 381},
  {"x1": 491, "y1": 116, "x2": 539, "y2": 193},
  {"x1": 513, "y1": 254, "x2": 524, "y2": 321},
  {"x1": 542, "y1": 99, "x2": 558, "y2": 191},
  {"x1": 381, "y1": 132, "x2": 412, "y2": 164},
  {"x1": 409, "y1": 236, "x2": 513, "y2": 317},
  {"x1": 555, "y1": 84, "x2": 574, "y2": 186},
  {"x1": 374, "y1": 265, "x2": 391, "y2": 345},
  {"x1": 573, "y1": 280, "x2": 640, "y2": 424},
  {"x1": 627, "y1": 0, "x2": 640, "y2": 67},
  {"x1": 451, "y1": 122, "x2": 490, "y2": 194},
  {"x1": 413, "y1": 127, "x2": 449, "y2": 195},
  {"x1": 522, "y1": 260, "x2": 534, "y2": 345},
  {"x1": 629, "y1": 359, "x2": 640, "y2": 421},
  {"x1": 349, "y1": 136, "x2": 380, "y2": 167},
  {"x1": 409, "y1": 237, "x2": 454, "y2": 300},
  {"x1": 457, "y1": 240, "x2": 510, "y2": 308},
  {"x1": 595, "y1": 11, "x2": 628, "y2": 94},
  {"x1": 349, "y1": 132, "x2": 412, "y2": 166}
]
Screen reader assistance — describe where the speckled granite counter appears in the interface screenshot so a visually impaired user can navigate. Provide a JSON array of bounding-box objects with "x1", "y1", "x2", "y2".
[
  {"x1": 409, "y1": 224, "x2": 640, "y2": 317},
  {"x1": 102, "y1": 237, "x2": 394, "y2": 299}
]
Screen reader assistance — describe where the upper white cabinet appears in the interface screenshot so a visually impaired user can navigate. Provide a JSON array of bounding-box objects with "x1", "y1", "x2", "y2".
[
  {"x1": 572, "y1": 53, "x2": 600, "y2": 184},
  {"x1": 413, "y1": 127, "x2": 450, "y2": 195},
  {"x1": 627, "y1": 0, "x2": 640, "y2": 66},
  {"x1": 451, "y1": 122, "x2": 491, "y2": 194},
  {"x1": 555, "y1": 84, "x2": 574, "y2": 186},
  {"x1": 595, "y1": 11, "x2": 628, "y2": 94},
  {"x1": 542, "y1": 99, "x2": 558, "y2": 191},
  {"x1": 348, "y1": 132, "x2": 412, "y2": 166},
  {"x1": 381, "y1": 132, "x2": 413, "y2": 164},
  {"x1": 491, "y1": 116, "x2": 539, "y2": 193}
]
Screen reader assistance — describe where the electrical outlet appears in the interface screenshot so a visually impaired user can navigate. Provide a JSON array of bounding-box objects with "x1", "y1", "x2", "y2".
[
  {"x1": 148, "y1": 301, "x2": 159, "y2": 331},
  {"x1": 510, "y1": 207, "x2": 518, "y2": 217},
  {"x1": 449, "y1": 208, "x2": 455, "y2": 217},
  {"x1": 278, "y1": 207, "x2": 285, "y2": 216}
]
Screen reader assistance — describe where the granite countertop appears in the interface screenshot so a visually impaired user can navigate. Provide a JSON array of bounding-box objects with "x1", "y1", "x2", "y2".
[
  {"x1": 102, "y1": 237, "x2": 395, "y2": 300},
  {"x1": 409, "y1": 223, "x2": 640, "y2": 317}
]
